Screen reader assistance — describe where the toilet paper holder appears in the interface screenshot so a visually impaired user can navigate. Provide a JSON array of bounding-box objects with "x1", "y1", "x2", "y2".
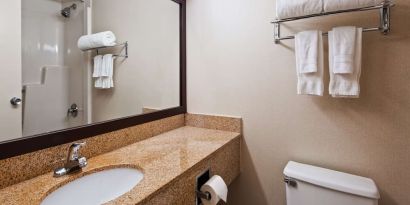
[
  {"x1": 196, "y1": 169, "x2": 212, "y2": 204},
  {"x1": 196, "y1": 190, "x2": 212, "y2": 201}
]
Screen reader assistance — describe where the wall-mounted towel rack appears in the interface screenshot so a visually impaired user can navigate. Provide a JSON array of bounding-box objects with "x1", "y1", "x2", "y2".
[
  {"x1": 272, "y1": 1, "x2": 395, "y2": 44},
  {"x1": 84, "y1": 42, "x2": 129, "y2": 58}
]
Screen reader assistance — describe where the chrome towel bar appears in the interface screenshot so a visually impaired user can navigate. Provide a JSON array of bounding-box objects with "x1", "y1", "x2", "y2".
[
  {"x1": 272, "y1": 1, "x2": 395, "y2": 43},
  {"x1": 83, "y1": 42, "x2": 129, "y2": 58}
]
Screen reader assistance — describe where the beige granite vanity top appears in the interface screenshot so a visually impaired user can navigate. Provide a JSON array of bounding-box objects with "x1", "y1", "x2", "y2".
[{"x1": 0, "y1": 126, "x2": 240, "y2": 205}]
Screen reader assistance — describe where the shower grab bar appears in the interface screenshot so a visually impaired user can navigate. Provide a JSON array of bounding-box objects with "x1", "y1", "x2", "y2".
[
  {"x1": 83, "y1": 42, "x2": 128, "y2": 58},
  {"x1": 271, "y1": 1, "x2": 395, "y2": 43}
]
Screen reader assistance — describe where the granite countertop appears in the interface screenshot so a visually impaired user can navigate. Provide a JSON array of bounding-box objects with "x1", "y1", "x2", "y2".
[{"x1": 0, "y1": 126, "x2": 240, "y2": 205}]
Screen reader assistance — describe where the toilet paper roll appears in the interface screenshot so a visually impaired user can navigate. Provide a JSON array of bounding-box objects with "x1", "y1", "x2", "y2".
[{"x1": 200, "y1": 175, "x2": 228, "y2": 205}]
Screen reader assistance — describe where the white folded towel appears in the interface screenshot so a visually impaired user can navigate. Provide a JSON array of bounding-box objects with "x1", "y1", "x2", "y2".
[
  {"x1": 94, "y1": 54, "x2": 114, "y2": 89},
  {"x1": 97, "y1": 54, "x2": 114, "y2": 89},
  {"x1": 95, "y1": 76, "x2": 103, "y2": 88},
  {"x1": 105, "y1": 54, "x2": 114, "y2": 88},
  {"x1": 276, "y1": 0, "x2": 323, "y2": 19},
  {"x1": 331, "y1": 26, "x2": 357, "y2": 74},
  {"x1": 324, "y1": 0, "x2": 384, "y2": 12},
  {"x1": 329, "y1": 27, "x2": 362, "y2": 98},
  {"x1": 92, "y1": 55, "x2": 103, "y2": 78},
  {"x1": 100, "y1": 54, "x2": 110, "y2": 77},
  {"x1": 295, "y1": 30, "x2": 324, "y2": 96},
  {"x1": 296, "y1": 30, "x2": 320, "y2": 73},
  {"x1": 78, "y1": 31, "x2": 117, "y2": 51}
]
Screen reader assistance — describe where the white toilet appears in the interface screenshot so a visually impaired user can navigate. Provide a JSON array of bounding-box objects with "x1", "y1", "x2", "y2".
[{"x1": 284, "y1": 161, "x2": 380, "y2": 205}]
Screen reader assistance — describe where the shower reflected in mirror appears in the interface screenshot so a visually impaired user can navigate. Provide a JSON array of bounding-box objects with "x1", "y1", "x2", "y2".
[
  {"x1": 61, "y1": 3, "x2": 77, "y2": 18},
  {"x1": 0, "y1": 0, "x2": 181, "y2": 141}
]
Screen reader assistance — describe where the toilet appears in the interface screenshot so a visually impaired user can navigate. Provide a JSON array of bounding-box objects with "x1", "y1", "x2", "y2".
[{"x1": 284, "y1": 161, "x2": 380, "y2": 205}]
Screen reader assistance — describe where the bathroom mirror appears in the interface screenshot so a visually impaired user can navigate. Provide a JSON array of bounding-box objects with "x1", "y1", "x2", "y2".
[{"x1": 0, "y1": 0, "x2": 186, "y2": 159}]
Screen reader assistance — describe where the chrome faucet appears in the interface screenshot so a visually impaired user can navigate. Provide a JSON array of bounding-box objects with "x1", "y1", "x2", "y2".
[{"x1": 54, "y1": 142, "x2": 87, "y2": 177}]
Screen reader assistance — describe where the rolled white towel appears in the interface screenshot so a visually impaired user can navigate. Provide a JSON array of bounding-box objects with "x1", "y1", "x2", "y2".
[
  {"x1": 78, "y1": 31, "x2": 117, "y2": 51},
  {"x1": 276, "y1": 0, "x2": 323, "y2": 19},
  {"x1": 324, "y1": 0, "x2": 384, "y2": 12}
]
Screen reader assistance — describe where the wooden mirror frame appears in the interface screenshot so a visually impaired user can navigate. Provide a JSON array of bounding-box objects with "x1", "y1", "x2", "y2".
[{"x1": 0, "y1": 0, "x2": 186, "y2": 160}]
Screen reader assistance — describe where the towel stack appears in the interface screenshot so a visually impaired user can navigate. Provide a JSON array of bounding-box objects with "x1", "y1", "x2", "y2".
[
  {"x1": 276, "y1": 0, "x2": 384, "y2": 19},
  {"x1": 276, "y1": 0, "x2": 323, "y2": 19},
  {"x1": 93, "y1": 54, "x2": 114, "y2": 89},
  {"x1": 294, "y1": 27, "x2": 362, "y2": 98},
  {"x1": 324, "y1": 0, "x2": 384, "y2": 12},
  {"x1": 77, "y1": 31, "x2": 117, "y2": 89}
]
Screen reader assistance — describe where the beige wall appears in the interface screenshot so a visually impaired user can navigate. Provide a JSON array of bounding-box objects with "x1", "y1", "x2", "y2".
[
  {"x1": 92, "y1": 0, "x2": 180, "y2": 122},
  {"x1": 187, "y1": 0, "x2": 410, "y2": 205}
]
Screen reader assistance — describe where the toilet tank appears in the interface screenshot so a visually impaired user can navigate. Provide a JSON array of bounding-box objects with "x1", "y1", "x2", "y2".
[{"x1": 284, "y1": 161, "x2": 380, "y2": 205}]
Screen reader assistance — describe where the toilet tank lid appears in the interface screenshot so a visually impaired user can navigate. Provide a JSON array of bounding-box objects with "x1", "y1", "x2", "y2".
[{"x1": 284, "y1": 161, "x2": 380, "y2": 199}]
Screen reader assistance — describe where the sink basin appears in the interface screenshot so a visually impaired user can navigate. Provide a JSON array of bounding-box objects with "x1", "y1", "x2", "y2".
[{"x1": 41, "y1": 168, "x2": 144, "y2": 205}]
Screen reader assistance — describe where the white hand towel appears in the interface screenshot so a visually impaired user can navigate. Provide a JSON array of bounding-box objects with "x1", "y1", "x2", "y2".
[
  {"x1": 295, "y1": 30, "x2": 320, "y2": 73},
  {"x1": 331, "y1": 26, "x2": 357, "y2": 74},
  {"x1": 78, "y1": 31, "x2": 117, "y2": 51},
  {"x1": 101, "y1": 54, "x2": 112, "y2": 77},
  {"x1": 95, "y1": 77, "x2": 103, "y2": 88},
  {"x1": 92, "y1": 55, "x2": 103, "y2": 78},
  {"x1": 100, "y1": 54, "x2": 114, "y2": 89},
  {"x1": 108, "y1": 56, "x2": 114, "y2": 88},
  {"x1": 295, "y1": 30, "x2": 324, "y2": 96},
  {"x1": 94, "y1": 54, "x2": 114, "y2": 89},
  {"x1": 106, "y1": 54, "x2": 114, "y2": 88},
  {"x1": 329, "y1": 27, "x2": 362, "y2": 98},
  {"x1": 276, "y1": 0, "x2": 323, "y2": 19},
  {"x1": 324, "y1": 0, "x2": 383, "y2": 12}
]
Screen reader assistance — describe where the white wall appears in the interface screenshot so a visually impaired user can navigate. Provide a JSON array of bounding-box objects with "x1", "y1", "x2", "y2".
[
  {"x1": 92, "y1": 0, "x2": 180, "y2": 122},
  {"x1": 0, "y1": 0, "x2": 22, "y2": 141},
  {"x1": 187, "y1": 0, "x2": 410, "y2": 204}
]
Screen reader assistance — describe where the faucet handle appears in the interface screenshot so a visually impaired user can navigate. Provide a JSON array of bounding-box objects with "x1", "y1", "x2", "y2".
[
  {"x1": 71, "y1": 142, "x2": 86, "y2": 148},
  {"x1": 78, "y1": 157, "x2": 88, "y2": 168},
  {"x1": 67, "y1": 142, "x2": 86, "y2": 161},
  {"x1": 54, "y1": 142, "x2": 88, "y2": 177}
]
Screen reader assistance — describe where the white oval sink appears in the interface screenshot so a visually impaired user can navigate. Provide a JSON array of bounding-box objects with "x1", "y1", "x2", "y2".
[{"x1": 41, "y1": 168, "x2": 144, "y2": 205}]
